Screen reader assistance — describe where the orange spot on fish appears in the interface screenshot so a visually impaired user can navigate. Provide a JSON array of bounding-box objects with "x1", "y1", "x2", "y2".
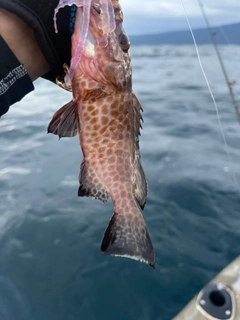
[
  {"x1": 117, "y1": 157, "x2": 124, "y2": 165},
  {"x1": 108, "y1": 165, "x2": 115, "y2": 171},
  {"x1": 110, "y1": 119, "x2": 117, "y2": 126},
  {"x1": 102, "y1": 138, "x2": 109, "y2": 144},
  {"x1": 108, "y1": 156, "x2": 115, "y2": 164},
  {"x1": 118, "y1": 115, "x2": 124, "y2": 122},
  {"x1": 121, "y1": 191, "x2": 127, "y2": 198},
  {"x1": 111, "y1": 101, "x2": 119, "y2": 109},
  {"x1": 92, "y1": 109, "x2": 99, "y2": 116},
  {"x1": 90, "y1": 118, "x2": 97, "y2": 124},
  {"x1": 115, "y1": 149, "x2": 123, "y2": 156},
  {"x1": 101, "y1": 117, "x2": 108, "y2": 125},
  {"x1": 106, "y1": 149, "x2": 113, "y2": 156},
  {"x1": 122, "y1": 118, "x2": 129, "y2": 126},
  {"x1": 91, "y1": 153, "x2": 97, "y2": 160},
  {"x1": 111, "y1": 110, "x2": 119, "y2": 118},
  {"x1": 102, "y1": 104, "x2": 108, "y2": 115},
  {"x1": 109, "y1": 124, "x2": 117, "y2": 133},
  {"x1": 116, "y1": 141, "x2": 123, "y2": 149},
  {"x1": 117, "y1": 133, "x2": 123, "y2": 140},
  {"x1": 96, "y1": 100, "x2": 103, "y2": 107},
  {"x1": 99, "y1": 127, "x2": 107, "y2": 135},
  {"x1": 106, "y1": 96, "x2": 113, "y2": 103},
  {"x1": 113, "y1": 181, "x2": 120, "y2": 188},
  {"x1": 93, "y1": 125, "x2": 100, "y2": 130},
  {"x1": 88, "y1": 105, "x2": 94, "y2": 112},
  {"x1": 106, "y1": 177, "x2": 111, "y2": 184}
]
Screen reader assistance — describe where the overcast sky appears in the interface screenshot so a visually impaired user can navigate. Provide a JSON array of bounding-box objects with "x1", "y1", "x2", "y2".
[{"x1": 120, "y1": 0, "x2": 240, "y2": 35}]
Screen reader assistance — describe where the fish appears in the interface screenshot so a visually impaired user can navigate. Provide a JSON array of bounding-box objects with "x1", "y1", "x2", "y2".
[{"x1": 48, "y1": 0, "x2": 155, "y2": 267}]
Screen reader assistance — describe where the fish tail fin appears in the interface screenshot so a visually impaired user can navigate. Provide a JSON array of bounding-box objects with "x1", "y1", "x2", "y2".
[{"x1": 101, "y1": 209, "x2": 155, "y2": 267}]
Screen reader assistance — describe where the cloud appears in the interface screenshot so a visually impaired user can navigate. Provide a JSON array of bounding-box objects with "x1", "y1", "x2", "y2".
[
  {"x1": 120, "y1": 0, "x2": 240, "y2": 34},
  {"x1": 121, "y1": 0, "x2": 240, "y2": 17}
]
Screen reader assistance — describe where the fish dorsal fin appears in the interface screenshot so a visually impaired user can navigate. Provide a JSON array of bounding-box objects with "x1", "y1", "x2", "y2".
[
  {"x1": 132, "y1": 92, "x2": 143, "y2": 139},
  {"x1": 48, "y1": 100, "x2": 79, "y2": 138},
  {"x1": 78, "y1": 160, "x2": 109, "y2": 203},
  {"x1": 132, "y1": 93, "x2": 147, "y2": 209}
]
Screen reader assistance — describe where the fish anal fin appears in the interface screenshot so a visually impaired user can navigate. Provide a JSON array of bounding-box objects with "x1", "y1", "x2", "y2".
[
  {"x1": 131, "y1": 92, "x2": 147, "y2": 209},
  {"x1": 47, "y1": 100, "x2": 79, "y2": 138},
  {"x1": 101, "y1": 210, "x2": 155, "y2": 267},
  {"x1": 133, "y1": 156, "x2": 147, "y2": 209},
  {"x1": 78, "y1": 160, "x2": 109, "y2": 203}
]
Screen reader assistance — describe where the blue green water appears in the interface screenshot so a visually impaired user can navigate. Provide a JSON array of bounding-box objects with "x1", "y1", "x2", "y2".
[{"x1": 1, "y1": 45, "x2": 240, "y2": 320}]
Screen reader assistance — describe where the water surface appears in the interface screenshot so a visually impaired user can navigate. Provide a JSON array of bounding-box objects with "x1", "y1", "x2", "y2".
[{"x1": 1, "y1": 45, "x2": 240, "y2": 320}]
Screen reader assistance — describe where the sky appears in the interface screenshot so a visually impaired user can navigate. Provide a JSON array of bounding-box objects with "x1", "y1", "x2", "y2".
[{"x1": 120, "y1": 0, "x2": 240, "y2": 35}]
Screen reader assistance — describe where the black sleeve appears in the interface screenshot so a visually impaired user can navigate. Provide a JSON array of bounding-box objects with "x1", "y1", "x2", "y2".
[
  {"x1": 0, "y1": 0, "x2": 73, "y2": 83},
  {"x1": 0, "y1": 35, "x2": 34, "y2": 117}
]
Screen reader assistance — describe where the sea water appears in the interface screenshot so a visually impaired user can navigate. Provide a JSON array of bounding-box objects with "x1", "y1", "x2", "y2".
[{"x1": 0, "y1": 45, "x2": 240, "y2": 320}]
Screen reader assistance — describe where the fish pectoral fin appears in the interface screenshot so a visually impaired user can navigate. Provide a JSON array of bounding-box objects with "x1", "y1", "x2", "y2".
[
  {"x1": 47, "y1": 100, "x2": 79, "y2": 138},
  {"x1": 133, "y1": 156, "x2": 147, "y2": 210},
  {"x1": 78, "y1": 160, "x2": 109, "y2": 203},
  {"x1": 101, "y1": 210, "x2": 155, "y2": 267}
]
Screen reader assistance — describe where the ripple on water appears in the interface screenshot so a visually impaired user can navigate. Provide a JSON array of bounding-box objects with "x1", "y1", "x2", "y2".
[{"x1": 1, "y1": 45, "x2": 240, "y2": 320}]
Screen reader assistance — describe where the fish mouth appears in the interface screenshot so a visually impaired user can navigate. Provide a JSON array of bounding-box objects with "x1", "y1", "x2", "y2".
[
  {"x1": 80, "y1": 2, "x2": 114, "y2": 57},
  {"x1": 83, "y1": 29, "x2": 96, "y2": 57},
  {"x1": 91, "y1": 2, "x2": 101, "y2": 15}
]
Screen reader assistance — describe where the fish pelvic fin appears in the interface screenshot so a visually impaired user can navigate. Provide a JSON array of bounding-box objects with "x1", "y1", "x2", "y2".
[
  {"x1": 101, "y1": 210, "x2": 155, "y2": 267},
  {"x1": 47, "y1": 100, "x2": 79, "y2": 138},
  {"x1": 78, "y1": 160, "x2": 109, "y2": 203}
]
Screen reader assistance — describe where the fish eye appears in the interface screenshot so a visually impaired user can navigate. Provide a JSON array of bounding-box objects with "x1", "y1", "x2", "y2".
[{"x1": 119, "y1": 33, "x2": 130, "y2": 52}]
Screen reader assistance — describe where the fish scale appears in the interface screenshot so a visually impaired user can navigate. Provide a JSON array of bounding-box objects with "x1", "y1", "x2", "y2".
[{"x1": 48, "y1": 0, "x2": 155, "y2": 267}]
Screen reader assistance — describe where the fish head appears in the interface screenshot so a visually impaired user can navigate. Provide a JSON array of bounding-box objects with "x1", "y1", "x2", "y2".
[{"x1": 72, "y1": 1, "x2": 132, "y2": 95}]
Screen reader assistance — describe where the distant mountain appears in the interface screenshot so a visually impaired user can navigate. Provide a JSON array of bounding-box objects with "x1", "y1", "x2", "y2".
[{"x1": 129, "y1": 22, "x2": 240, "y2": 45}]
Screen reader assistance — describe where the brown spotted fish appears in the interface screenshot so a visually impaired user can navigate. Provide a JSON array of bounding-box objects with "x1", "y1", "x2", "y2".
[{"x1": 48, "y1": 0, "x2": 155, "y2": 267}]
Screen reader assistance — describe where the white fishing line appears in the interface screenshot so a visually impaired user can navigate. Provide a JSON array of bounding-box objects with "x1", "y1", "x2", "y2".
[{"x1": 180, "y1": 0, "x2": 239, "y2": 187}]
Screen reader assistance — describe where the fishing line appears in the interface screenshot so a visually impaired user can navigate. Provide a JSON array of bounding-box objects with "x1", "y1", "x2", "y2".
[
  {"x1": 197, "y1": 0, "x2": 240, "y2": 124},
  {"x1": 213, "y1": 22, "x2": 231, "y2": 46},
  {"x1": 205, "y1": 15, "x2": 240, "y2": 68},
  {"x1": 180, "y1": 0, "x2": 239, "y2": 188}
]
